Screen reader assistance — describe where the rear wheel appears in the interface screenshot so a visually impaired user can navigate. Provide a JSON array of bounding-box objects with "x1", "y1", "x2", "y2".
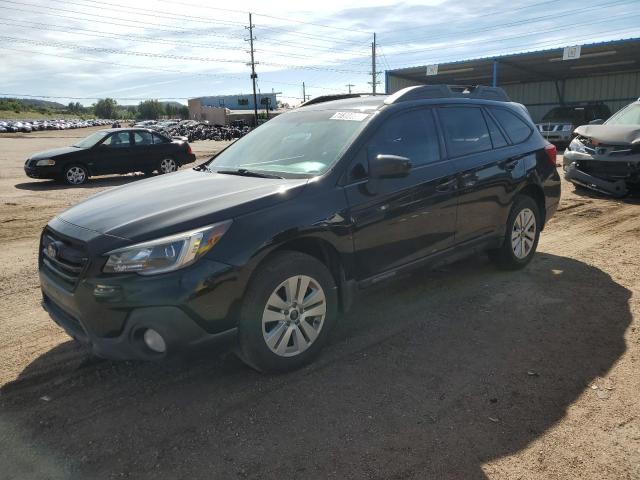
[
  {"x1": 488, "y1": 195, "x2": 541, "y2": 270},
  {"x1": 62, "y1": 164, "x2": 89, "y2": 185},
  {"x1": 236, "y1": 251, "x2": 337, "y2": 373},
  {"x1": 158, "y1": 157, "x2": 177, "y2": 174}
]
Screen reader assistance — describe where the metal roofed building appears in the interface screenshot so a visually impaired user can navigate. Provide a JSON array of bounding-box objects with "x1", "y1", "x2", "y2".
[
  {"x1": 189, "y1": 93, "x2": 278, "y2": 111},
  {"x1": 385, "y1": 37, "x2": 640, "y2": 121}
]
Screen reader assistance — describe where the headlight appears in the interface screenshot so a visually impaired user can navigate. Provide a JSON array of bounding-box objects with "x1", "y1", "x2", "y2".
[
  {"x1": 562, "y1": 124, "x2": 573, "y2": 132},
  {"x1": 568, "y1": 137, "x2": 587, "y2": 153},
  {"x1": 36, "y1": 159, "x2": 55, "y2": 166},
  {"x1": 103, "y1": 220, "x2": 232, "y2": 275}
]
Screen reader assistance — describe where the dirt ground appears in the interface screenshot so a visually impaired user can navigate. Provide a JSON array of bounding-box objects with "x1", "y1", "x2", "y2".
[{"x1": 0, "y1": 128, "x2": 638, "y2": 479}]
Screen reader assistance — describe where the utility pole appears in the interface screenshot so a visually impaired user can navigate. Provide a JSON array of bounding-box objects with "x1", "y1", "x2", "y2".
[
  {"x1": 302, "y1": 82, "x2": 310, "y2": 103},
  {"x1": 346, "y1": 83, "x2": 355, "y2": 94},
  {"x1": 245, "y1": 13, "x2": 259, "y2": 127},
  {"x1": 369, "y1": 32, "x2": 380, "y2": 94}
]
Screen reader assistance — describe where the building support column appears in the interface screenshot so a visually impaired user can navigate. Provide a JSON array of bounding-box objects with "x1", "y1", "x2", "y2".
[{"x1": 492, "y1": 59, "x2": 498, "y2": 87}]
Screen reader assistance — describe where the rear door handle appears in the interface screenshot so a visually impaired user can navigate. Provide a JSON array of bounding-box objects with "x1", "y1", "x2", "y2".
[
  {"x1": 505, "y1": 160, "x2": 518, "y2": 171},
  {"x1": 435, "y1": 177, "x2": 457, "y2": 192}
]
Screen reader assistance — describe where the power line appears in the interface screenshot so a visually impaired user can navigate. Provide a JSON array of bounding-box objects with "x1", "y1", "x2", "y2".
[
  {"x1": 0, "y1": 35, "x2": 370, "y2": 73},
  {"x1": 0, "y1": 17, "x2": 370, "y2": 64},
  {"x1": 2, "y1": 46, "x2": 348, "y2": 92},
  {"x1": 68, "y1": 0, "x2": 368, "y2": 48},
  {"x1": 381, "y1": 11, "x2": 640, "y2": 64},
  {"x1": 380, "y1": 0, "x2": 573, "y2": 34},
  {"x1": 386, "y1": 27, "x2": 640, "y2": 71},
  {"x1": 1, "y1": 4, "x2": 370, "y2": 57},
  {"x1": 382, "y1": 0, "x2": 636, "y2": 46},
  {"x1": 151, "y1": 0, "x2": 372, "y2": 35}
]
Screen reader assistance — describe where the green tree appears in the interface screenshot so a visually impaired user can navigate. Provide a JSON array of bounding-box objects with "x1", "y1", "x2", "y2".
[
  {"x1": 179, "y1": 105, "x2": 189, "y2": 119},
  {"x1": 137, "y1": 100, "x2": 164, "y2": 120},
  {"x1": 94, "y1": 98, "x2": 118, "y2": 118},
  {"x1": 164, "y1": 103, "x2": 176, "y2": 118}
]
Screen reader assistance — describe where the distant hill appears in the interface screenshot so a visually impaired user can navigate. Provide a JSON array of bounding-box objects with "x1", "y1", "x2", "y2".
[
  {"x1": 11, "y1": 98, "x2": 66, "y2": 110},
  {"x1": 159, "y1": 101, "x2": 186, "y2": 108}
]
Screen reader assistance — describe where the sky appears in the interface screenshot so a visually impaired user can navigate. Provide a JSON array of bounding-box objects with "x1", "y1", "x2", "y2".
[{"x1": 0, "y1": 0, "x2": 638, "y2": 106}]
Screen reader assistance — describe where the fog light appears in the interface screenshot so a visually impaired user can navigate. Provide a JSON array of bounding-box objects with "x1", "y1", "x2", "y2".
[{"x1": 143, "y1": 329, "x2": 166, "y2": 353}]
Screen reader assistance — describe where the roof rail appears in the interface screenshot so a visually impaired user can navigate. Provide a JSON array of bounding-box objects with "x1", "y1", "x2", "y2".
[
  {"x1": 385, "y1": 84, "x2": 511, "y2": 104},
  {"x1": 300, "y1": 93, "x2": 380, "y2": 107}
]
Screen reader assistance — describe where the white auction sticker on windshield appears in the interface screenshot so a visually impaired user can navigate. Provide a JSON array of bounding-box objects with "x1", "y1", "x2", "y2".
[{"x1": 330, "y1": 112, "x2": 368, "y2": 121}]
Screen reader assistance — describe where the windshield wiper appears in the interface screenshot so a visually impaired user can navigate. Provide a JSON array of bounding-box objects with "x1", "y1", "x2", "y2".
[{"x1": 216, "y1": 168, "x2": 284, "y2": 179}]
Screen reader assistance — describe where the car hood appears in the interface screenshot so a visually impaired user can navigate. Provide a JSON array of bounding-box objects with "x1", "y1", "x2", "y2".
[
  {"x1": 56, "y1": 169, "x2": 309, "y2": 241},
  {"x1": 29, "y1": 146, "x2": 83, "y2": 160},
  {"x1": 574, "y1": 124, "x2": 640, "y2": 145}
]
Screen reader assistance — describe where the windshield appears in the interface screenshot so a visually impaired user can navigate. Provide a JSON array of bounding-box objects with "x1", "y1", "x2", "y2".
[
  {"x1": 606, "y1": 103, "x2": 640, "y2": 126},
  {"x1": 542, "y1": 107, "x2": 587, "y2": 123},
  {"x1": 73, "y1": 130, "x2": 109, "y2": 148},
  {"x1": 208, "y1": 109, "x2": 371, "y2": 177}
]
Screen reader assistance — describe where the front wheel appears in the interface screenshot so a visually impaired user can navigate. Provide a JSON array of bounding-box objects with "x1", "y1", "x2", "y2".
[
  {"x1": 62, "y1": 164, "x2": 89, "y2": 185},
  {"x1": 158, "y1": 158, "x2": 177, "y2": 174},
  {"x1": 236, "y1": 251, "x2": 337, "y2": 373},
  {"x1": 488, "y1": 195, "x2": 541, "y2": 270}
]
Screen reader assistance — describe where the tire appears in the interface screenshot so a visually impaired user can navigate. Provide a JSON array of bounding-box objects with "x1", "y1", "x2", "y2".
[
  {"x1": 62, "y1": 164, "x2": 89, "y2": 185},
  {"x1": 236, "y1": 251, "x2": 338, "y2": 373},
  {"x1": 488, "y1": 195, "x2": 541, "y2": 270},
  {"x1": 158, "y1": 157, "x2": 177, "y2": 174}
]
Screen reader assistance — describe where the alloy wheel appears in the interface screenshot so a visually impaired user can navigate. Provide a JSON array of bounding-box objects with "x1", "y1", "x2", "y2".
[
  {"x1": 66, "y1": 166, "x2": 86, "y2": 185},
  {"x1": 160, "y1": 158, "x2": 177, "y2": 173},
  {"x1": 261, "y1": 275, "x2": 327, "y2": 357},
  {"x1": 511, "y1": 207, "x2": 536, "y2": 259}
]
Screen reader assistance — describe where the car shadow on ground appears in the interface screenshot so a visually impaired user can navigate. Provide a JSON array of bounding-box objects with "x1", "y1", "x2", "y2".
[
  {"x1": 0, "y1": 253, "x2": 632, "y2": 479},
  {"x1": 14, "y1": 174, "x2": 152, "y2": 191},
  {"x1": 568, "y1": 183, "x2": 640, "y2": 204}
]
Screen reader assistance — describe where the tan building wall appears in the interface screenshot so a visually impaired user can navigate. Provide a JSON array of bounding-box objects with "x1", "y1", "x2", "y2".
[{"x1": 188, "y1": 99, "x2": 229, "y2": 125}]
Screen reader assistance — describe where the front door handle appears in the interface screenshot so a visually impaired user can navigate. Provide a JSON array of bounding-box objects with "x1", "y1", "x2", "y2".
[{"x1": 436, "y1": 177, "x2": 457, "y2": 192}]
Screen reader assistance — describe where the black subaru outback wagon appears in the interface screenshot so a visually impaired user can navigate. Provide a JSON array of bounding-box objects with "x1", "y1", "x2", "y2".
[{"x1": 39, "y1": 85, "x2": 560, "y2": 372}]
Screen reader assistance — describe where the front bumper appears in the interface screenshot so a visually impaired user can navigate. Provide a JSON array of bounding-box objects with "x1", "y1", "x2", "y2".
[
  {"x1": 564, "y1": 150, "x2": 640, "y2": 197},
  {"x1": 564, "y1": 163, "x2": 629, "y2": 197},
  {"x1": 540, "y1": 131, "x2": 572, "y2": 145},
  {"x1": 40, "y1": 255, "x2": 245, "y2": 360},
  {"x1": 24, "y1": 165, "x2": 58, "y2": 179}
]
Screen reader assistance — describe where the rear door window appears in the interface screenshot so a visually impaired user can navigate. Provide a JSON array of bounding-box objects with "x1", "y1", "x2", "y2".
[
  {"x1": 133, "y1": 131, "x2": 153, "y2": 145},
  {"x1": 153, "y1": 133, "x2": 170, "y2": 144},
  {"x1": 438, "y1": 107, "x2": 492, "y2": 157},
  {"x1": 490, "y1": 108, "x2": 533, "y2": 144}
]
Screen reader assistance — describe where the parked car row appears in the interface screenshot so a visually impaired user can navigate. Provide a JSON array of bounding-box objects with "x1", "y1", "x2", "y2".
[
  {"x1": 0, "y1": 119, "x2": 113, "y2": 133},
  {"x1": 129, "y1": 119, "x2": 253, "y2": 142}
]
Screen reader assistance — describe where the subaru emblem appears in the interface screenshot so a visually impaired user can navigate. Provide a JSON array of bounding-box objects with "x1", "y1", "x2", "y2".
[{"x1": 46, "y1": 243, "x2": 57, "y2": 259}]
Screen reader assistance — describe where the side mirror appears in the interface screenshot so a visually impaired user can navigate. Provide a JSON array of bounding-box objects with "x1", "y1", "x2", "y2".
[
  {"x1": 589, "y1": 118, "x2": 604, "y2": 125},
  {"x1": 370, "y1": 154, "x2": 412, "y2": 179}
]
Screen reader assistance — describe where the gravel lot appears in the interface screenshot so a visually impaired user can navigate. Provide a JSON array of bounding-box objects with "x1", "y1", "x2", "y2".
[{"x1": 0, "y1": 127, "x2": 638, "y2": 479}]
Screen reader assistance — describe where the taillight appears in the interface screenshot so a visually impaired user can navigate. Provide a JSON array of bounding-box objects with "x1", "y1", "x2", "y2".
[
  {"x1": 186, "y1": 143, "x2": 193, "y2": 155},
  {"x1": 544, "y1": 143, "x2": 557, "y2": 167}
]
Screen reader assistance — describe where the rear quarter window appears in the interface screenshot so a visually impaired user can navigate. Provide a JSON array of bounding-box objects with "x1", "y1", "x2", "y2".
[
  {"x1": 490, "y1": 108, "x2": 533, "y2": 144},
  {"x1": 153, "y1": 133, "x2": 170, "y2": 144}
]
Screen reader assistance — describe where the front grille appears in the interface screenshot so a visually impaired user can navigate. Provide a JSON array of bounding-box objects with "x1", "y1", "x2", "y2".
[
  {"x1": 40, "y1": 229, "x2": 89, "y2": 291},
  {"x1": 43, "y1": 294, "x2": 88, "y2": 343},
  {"x1": 538, "y1": 124, "x2": 566, "y2": 132}
]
